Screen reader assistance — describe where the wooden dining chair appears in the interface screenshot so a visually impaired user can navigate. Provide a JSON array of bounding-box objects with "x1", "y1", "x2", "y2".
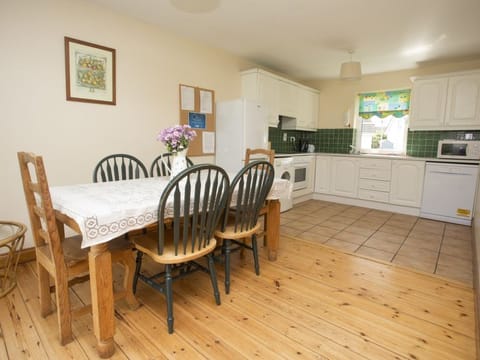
[
  {"x1": 215, "y1": 161, "x2": 275, "y2": 294},
  {"x1": 130, "y1": 164, "x2": 229, "y2": 333},
  {"x1": 245, "y1": 148, "x2": 275, "y2": 165},
  {"x1": 149, "y1": 153, "x2": 194, "y2": 177},
  {"x1": 244, "y1": 148, "x2": 275, "y2": 243},
  {"x1": 92, "y1": 153, "x2": 148, "y2": 182},
  {"x1": 18, "y1": 152, "x2": 139, "y2": 345}
]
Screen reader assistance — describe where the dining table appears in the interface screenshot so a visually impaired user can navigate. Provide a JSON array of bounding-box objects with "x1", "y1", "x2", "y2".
[{"x1": 50, "y1": 175, "x2": 291, "y2": 358}]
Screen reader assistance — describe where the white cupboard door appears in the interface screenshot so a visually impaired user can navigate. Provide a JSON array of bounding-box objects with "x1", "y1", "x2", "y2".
[
  {"x1": 445, "y1": 73, "x2": 480, "y2": 129},
  {"x1": 314, "y1": 156, "x2": 330, "y2": 193},
  {"x1": 298, "y1": 89, "x2": 319, "y2": 130},
  {"x1": 409, "y1": 78, "x2": 448, "y2": 129},
  {"x1": 390, "y1": 160, "x2": 425, "y2": 207},
  {"x1": 330, "y1": 157, "x2": 358, "y2": 198},
  {"x1": 278, "y1": 80, "x2": 298, "y2": 118},
  {"x1": 258, "y1": 73, "x2": 280, "y2": 127}
]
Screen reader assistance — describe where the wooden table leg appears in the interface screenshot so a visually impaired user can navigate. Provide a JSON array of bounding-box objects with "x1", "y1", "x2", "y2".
[
  {"x1": 266, "y1": 199, "x2": 280, "y2": 261},
  {"x1": 89, "y1": 243, "x2": 115, "y2": 358}
]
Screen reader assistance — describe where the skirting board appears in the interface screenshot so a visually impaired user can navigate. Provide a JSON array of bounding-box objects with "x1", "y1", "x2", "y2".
[
  {"x1": 0, "y1": 247, "x2": 35, "y2": 268},
  {"x1": 311, "y1": 193, "x2": 421, "y2": 217}
]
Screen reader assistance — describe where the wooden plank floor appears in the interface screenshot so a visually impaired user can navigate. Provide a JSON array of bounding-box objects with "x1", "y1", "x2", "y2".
[{"x1": 0, "y1": 234, "x2": 476, "y2": 359}]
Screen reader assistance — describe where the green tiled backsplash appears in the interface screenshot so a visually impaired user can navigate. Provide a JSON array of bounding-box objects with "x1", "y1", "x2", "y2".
[
  {"x1": 269, "y1": 127, "x2": 354, "y2": 154},
  {"x1": 269, "y1": 127, "x2": 480, "y2": 157},
  {"x1": 406, "y1": 130, "x2": 480, "y2": 157}
]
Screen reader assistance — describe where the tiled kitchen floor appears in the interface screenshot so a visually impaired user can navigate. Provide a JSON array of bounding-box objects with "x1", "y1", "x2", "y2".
[{"x1": 280, "y1": 199, "x2": 474, "y2": 286}]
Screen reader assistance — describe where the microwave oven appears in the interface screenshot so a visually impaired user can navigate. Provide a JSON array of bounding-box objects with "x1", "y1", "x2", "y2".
[{"x1": 437, "y1": 140, "x2": 480, "y2": 160}]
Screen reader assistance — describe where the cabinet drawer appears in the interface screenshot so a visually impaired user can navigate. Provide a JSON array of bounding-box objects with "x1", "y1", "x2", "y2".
[
  {"x1": 358, "y1": 178, "x2": 390, "y2": 192},
  {"x1": 359, "y1": 168, "x2": 391, "y2": 181},
  {"x1": 358, "y1": 189, "x2": 389, "y2": 203},
  {"x1": 358, "y1": 159, "x2": 392, "y2": 170}
]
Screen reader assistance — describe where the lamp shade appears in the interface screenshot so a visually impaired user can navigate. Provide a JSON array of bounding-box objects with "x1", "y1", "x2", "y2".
[{"x1": 340, "y1": 61, "x2": 362, "y2": 80}]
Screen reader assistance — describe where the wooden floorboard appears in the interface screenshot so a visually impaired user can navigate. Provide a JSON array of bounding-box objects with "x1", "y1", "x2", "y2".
[{"x1": 0, "y1": 234, "x2": 475, "y2": 359}]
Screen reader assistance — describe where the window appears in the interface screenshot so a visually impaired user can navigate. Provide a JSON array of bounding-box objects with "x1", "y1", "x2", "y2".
[{"x1": 355, "y1": 89, "x2": 411, "y2": 155}]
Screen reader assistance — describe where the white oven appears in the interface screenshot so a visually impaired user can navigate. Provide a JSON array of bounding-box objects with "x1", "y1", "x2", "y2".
[{"x1": 292, "y1": 156, "x2": 314, "y2": 191}]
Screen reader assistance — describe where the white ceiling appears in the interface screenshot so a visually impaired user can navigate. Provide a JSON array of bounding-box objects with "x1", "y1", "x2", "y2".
[{"x1": 87, "y1": 0, "x2": 480, "y2": 80}]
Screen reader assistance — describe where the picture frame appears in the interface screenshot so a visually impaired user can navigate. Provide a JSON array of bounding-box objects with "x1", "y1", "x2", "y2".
[{"x1": 64, "y1": 37, "x2": 116, "y2": 105}]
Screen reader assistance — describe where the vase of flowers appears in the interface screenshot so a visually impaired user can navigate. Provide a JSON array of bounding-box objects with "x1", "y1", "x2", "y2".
[{"x1": 157, "y1": 125, "x2": 197, "y2": 177}]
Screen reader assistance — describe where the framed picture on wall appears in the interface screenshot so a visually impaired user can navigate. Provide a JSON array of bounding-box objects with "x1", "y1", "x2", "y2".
[{"x1": 64, "y1": 37, "x2": 116, "y2": 105}]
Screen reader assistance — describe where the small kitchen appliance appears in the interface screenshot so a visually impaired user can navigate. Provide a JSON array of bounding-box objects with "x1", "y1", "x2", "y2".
[{"x1": 437, "y1": 139, "x2": 480, "y2": 160}]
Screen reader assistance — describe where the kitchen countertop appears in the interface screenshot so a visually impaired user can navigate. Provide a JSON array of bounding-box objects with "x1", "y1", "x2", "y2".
[{"x1": 275, "y1": 152, "x2": 480, "y2": 164}]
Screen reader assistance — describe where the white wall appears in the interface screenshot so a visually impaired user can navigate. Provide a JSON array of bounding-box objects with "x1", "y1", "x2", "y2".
[
  {"x1": 307, "y1": 59, "x2": 480, "y2": 129},
  {"x1": 0, "y1": 0, "x2": 252, "y2": 248}
]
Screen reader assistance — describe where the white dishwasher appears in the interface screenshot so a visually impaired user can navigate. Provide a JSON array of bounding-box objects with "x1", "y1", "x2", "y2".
[{"x1": 420, "y1": 162, "x2": 479, "y2": 225}]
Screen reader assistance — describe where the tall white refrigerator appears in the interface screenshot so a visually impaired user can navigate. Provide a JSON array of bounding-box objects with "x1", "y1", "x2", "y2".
[{"x1": 215, "y1": 98, "x2": 269, "y2": 173}]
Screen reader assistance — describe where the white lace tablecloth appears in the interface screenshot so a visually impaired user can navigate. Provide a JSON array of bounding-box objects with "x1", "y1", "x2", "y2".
[{"x1": 51, "y1": 176, "x2": 291, "y2": 248}]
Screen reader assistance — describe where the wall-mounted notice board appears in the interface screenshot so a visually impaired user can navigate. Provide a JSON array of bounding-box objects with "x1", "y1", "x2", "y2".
[{"x1": 179, "y1": 84, "x2": 215, "y2": 156}]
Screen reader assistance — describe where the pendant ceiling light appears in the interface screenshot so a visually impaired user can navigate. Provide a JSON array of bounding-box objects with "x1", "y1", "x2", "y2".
[{"x1": 340, "y1": 50, "x2": 362, "y2": 80}]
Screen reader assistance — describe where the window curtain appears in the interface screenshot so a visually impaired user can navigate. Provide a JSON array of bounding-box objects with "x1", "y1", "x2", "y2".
[{"x1": 358, "y1": 89, "x2": 411, "y2": 119}]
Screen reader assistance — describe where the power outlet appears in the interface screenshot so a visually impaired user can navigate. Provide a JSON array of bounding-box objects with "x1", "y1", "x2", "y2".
[
  {"x1": 283, "y1": 133, "x2": 287, "y2": 141},
  {"x1": 466, "y1": 133, "x2": 473, "y2": 140}
]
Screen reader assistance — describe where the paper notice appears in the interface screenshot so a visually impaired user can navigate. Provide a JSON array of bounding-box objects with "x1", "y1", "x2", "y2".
[
  {"x1": 200, "y1": 90, "x2": 213, "y2": 114},
  {"x1": 202, "y1": 131, "x2": 215, "y2": 154},
  {"x1": 180, "y1": 85, "x2": 195, "y2": 111}
]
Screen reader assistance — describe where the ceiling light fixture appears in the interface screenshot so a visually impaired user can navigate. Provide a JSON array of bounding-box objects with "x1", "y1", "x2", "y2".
[{"x1": 340, "y1": 50, "x2": 362, "y2": 80}]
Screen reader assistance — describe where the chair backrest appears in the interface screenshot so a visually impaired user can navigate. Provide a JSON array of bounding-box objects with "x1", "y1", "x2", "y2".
[
  {"x1": 93, "y1": 154, "x2": 148, "y2": 182},
  {"x1": 17, "y1": 152, "x2": 67, "y2": 274},
  {"x1": 150, "y1": 153, "x2": 194, "y2": 177},
  {"x1": 245, "y1": 148, "x2": 275, "y2": 165},
  {"x1": 156, "y1": 164, "x2": 229, "y2": 256},
  {"x1": 223, "y1": 161, "x2": 275, "y2": 232}
]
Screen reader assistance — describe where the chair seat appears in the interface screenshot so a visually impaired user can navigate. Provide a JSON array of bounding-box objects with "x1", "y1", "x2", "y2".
[
  {"x1": 215, "y1": 221, "x2": 261, "y2": 240},
  {"x1": 37, "y1": 235, "x2": 134, "y2": 268},
  {"x1": 132, "y1": 230, "x2": 217, "y2": 264}
]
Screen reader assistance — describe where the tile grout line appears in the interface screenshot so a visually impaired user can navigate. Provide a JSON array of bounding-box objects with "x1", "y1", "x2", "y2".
[{"x1": 390, "y1": 216, "x2": 419, "y2": 263}]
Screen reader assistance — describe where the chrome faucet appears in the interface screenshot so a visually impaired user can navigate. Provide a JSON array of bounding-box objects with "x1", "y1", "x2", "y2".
[{"x1": 349, "y1": 145, "x2": 360, "y2": 154}]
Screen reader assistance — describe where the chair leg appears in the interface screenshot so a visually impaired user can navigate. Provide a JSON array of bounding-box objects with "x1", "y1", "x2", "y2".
[
  {"x1": 224, "y1": 239, "x2": 231, "y2": 294},
  {"x1": 263, "y1": 213, "x2": 268, "y2": 246},
  {"x1": 165, "y1": 264, "x2": 174, "y2": 334},
  {"x1": 37, "y1": 263, "x2": 53, "y2": 317},
  {"x1": 252, "y1": 234, "x2": 260, "y2": 276},
  {"x1": 133, "y1": 251, "x2": 144, "y2": 294},
  {"x1": 206, "y1": 254, "x2": 221, "y2": 305},
  {"x1": 53, "y1": 274, "x2": 73, "y2": 345}
]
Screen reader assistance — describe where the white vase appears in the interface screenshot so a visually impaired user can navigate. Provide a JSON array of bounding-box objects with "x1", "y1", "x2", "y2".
[{"x1": 170, "y1": 148, "x2": 188, "y2": 178}]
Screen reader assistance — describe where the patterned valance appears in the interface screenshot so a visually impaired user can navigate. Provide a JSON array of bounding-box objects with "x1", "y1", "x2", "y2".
[{"x1": 359, "y1": 89, "x2": 411, "y2": 119}]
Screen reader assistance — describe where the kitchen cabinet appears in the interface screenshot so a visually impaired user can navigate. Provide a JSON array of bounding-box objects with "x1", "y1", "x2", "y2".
[
  {"x1": 390, "y1": 160, "x2": 425, "y2": 207},
  {"x1": 409, "y1": 78, "x2": 448, "y2": 129},
  {"x1": 445, "y1": 73, "x2": 480, "y2": 128},
  {"x1": 241, "y1": 69, "x2": 280, "y2": 127},
  {"x1": 314, "y1": 155, "x2": 330, "y2": 193},
  {"x1": 357, "y1": 159, "x2": 391, "y2": 203},
  {"x1": 409, "y1": 70, "x2": 480, "y2": 130},
  {"x1": 241, "y1": 68, "x2": 319, "y2": 130},
  {"x1": 297, "y1": 88, "x2": 319, "y2": 130},
  {"x1": 278, "y1": 80, "x2": 299, "y2": 118},
  {"x1": 330, "y1": 157, "x2": 358, "y2": 198}
]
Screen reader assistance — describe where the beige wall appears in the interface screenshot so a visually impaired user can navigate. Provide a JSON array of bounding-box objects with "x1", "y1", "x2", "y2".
[
  {"x1": 0, "y1": 0, "x2": 252, "y2": 248},
  {"x1": 307, "y1": 59, "x2": 480, "y2": 129}
]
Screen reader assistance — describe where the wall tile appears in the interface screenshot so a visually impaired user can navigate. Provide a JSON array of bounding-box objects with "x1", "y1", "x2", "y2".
[{"x1": 269, "y1": 127, "x2": 480, "y2": 156}]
